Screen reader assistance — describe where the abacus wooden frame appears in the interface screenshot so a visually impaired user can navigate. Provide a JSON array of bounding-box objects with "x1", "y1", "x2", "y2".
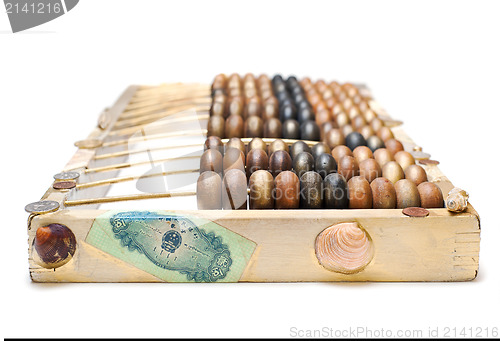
[{"x1": 26, "y1": 84, "x2": 480, "y2": 283}]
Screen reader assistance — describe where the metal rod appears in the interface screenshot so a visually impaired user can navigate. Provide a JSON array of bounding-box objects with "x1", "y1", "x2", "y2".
[
  {"x1": 65, "y1": 191, "x2": 197, "y2": 207},
  {"x1": 108, "y1": 113, "x2": 209, "y2": 137},
  {"x1": 102, "y1": 129, "x2": 207, "y2": 148},
  {"x1": 124, "y1": 91, "x2": 210, "y2": 112},
  {"x1": 77, "y1": 168, "x2": 199, "y2": 189},
  {"x1": 93, "y1": 143, "x2": 204, "y2": 161},
  {"x1": 112, "y1": 106, "x2": 209, "y2": 131},
  {"x1": 85, "y1": 155, "x2": 202, "y2": 173}
]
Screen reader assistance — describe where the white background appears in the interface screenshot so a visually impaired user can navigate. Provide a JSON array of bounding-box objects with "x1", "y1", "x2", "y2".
[{"x1": 1, "y1": 0, "x2": 499, "y2": 338}]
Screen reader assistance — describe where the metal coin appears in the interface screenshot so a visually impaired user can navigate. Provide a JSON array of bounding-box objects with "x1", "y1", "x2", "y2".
[
  {"x1": 25, "y1": 200, "x2": 60, "y2": 214},
  {"x1": 419, "y1": 159, "x2": 440, "y2": 165},
  {"x1": 402, "y1": 207, "x2": 429, "y2": 217},
  {"x1": 54, "y1": 171, "x2": 80, "y2": 181},
  {"x1": 53, "y1": 181, "x2": 77, "y2": 190}
]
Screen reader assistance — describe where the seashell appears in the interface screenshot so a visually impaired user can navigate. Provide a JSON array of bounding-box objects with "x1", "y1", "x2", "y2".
[
  {"x1": 446, "y1": 187, "x2": 469, "y2": 212},
  {"x1": 32, "y1": 223, "x2": 77, "y2": 269},
  {"x1": 315, "y1": 222, "x2": 374, "y2": 274}
]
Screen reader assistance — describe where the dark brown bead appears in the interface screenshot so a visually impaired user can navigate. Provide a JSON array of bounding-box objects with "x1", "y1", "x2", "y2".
[
  {"x1": 315, "y1": 153, "x2": 337, "y2": 179},
  {"x1": 359, "y1": 158, "x2": 382, "y2": 183},
  {"x1": 223, "y1": 147, "x2": 245, "y2": 173},
  {"x1": 262, "y1": 97, "x2": 279, "y2": 121},
  {"x1": 197, "y1": 171, "x2": 222, "y2": 210},
  {"x1": 225, "y1": 115, "x2": 244, "y2": 138},
  {"x1": 324, "y1": 173, "x2": 349, "y2": 209},
  {"x1": 227, "y1": 97, "x2": 244, "y2": 117},
  {"x1": 249, "y1": 170, "x2": 274, "y2": 209},
  {"x1": 300, "y1": 171, "x2": 323, "y2": 209},
  {"x1": 244, "y1": 116, "x2": 264, "y2": 138},
  {"x1": 293, "y1": 151, "x2": 314, "y2": 178},
  {"x1": 222, "y1": 169, "x2": 247, "y2": 210},
  {"x1": 300, "y1": 120, "x2": 320, "y2": 141},
  {"x1": 289, "y1": 141, "x2": 312, "y2": 160},
  {"x1": 263, "y1": 118, "x2": 282, "y2": 138},
  {"x1": 269, "y1": 150, "x2": 292, "y2": 177},
  {"x1": 418, "y1": 182, "x2": 444, "y2": 208},
  {"x1": 210, "y1": 99, "x2": 226, "y2": 117},
  {"x1": 320, "y1": 121, "x2": 337, "y2": 141},
  {"x1": 311, "y1": 142, "x2": 331, "y2": 160},
  {"x1": 282, "y1": 119, "x2": 300, "y2": 139},
  {"x1": 274, "y1": 171, "x2": 300, "y2": 209},
  {"x1": 204, "y1": 136, "x2": 224, "y2": 155},
  {"x1": 200, "y1": 149, "x2": 223, "y2": 174},
  {"x1": 246, "y1": 149, "x2": 269, "y2": 178},
  {"x1": 371, "y1": 177, "x2": 397, "y2": 209},
  {"x1": 207, "y1": 115, "x2": 225, "y2": 138}
]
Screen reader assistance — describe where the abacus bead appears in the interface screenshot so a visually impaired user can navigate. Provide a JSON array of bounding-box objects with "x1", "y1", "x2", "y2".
[
  {"x1": 382, "y1": 161, "x2": 405, "y2": 184},
  {"x1": 269, "y1": 139, "x2": 288, "y2": 155},
  {"x1": 324, "y1": 173, "x2": 349, "y2": 209},
  {"x1": 293, "y1": 151, "x2": 314, "y2": 178},
  {"x1": 352, "y1": 146, "x2": 373, "y2": 164},
  {"x1": 282, "y1": 119, "x2": 300, "y2": 139},
  {"x1": 417, "y1": 182, "x2": 444, "y2": 208},
  {"x1": 359, "y1": 125, "x2": 375, "y2": 140},
  {"x1": 315, "y1": 109, "x2": 331, "y2": 126},
  {"x1": 347, "y1": 176, "x2": 372, "y2": 209},
  {"x1": 200, "y1": 149, "x2": 223, "y2": 174},
  {"x1": 366, "y1": 135, "x2": 385, "y2": 152},
  {"x1": 227, "y1": 98, "x2": 244, "y2": 117},
  {"x1": 210, "y1": 100, "x2": 226, "y2": 117},
  {"x1": 298, "y1": 106, "x2": 315, "y2": 123},
  {"x1": 377, "y1": 126, "x2": 395, "y2": 141},
  {"x1": 244, "y1": 116, "x2": 264, "y2": 138},
  {"x1": 404, "y1": 164, "x2": 428, "y2": 186},
  {"x1": 394, "y1": 151, "x2": 415, "y2": 170},
  {"x1": 245, "y1": 96, "x2": 262, "y2": 119},
  {"x1": 342, "y1": 124, "x2": 354, "y2": 137},
  {"x1": 262, "y1": 99, "x2": 279, "y2": 120},
  {"x1": 279, "y1": 104, "x2": 298, "y2": 121},
  {"x1": 320, "y1": 121, "x2": 337, "y2": 141},
  {"x1": 345, "y1": 132, "x2": 367, "y2": 151},
  {"x1": 263, "y1": 118, "x2": 282, "y2": 138},
  {"x1": 359, "y1": 158, "x2": 382, "y2": 183},
  {"x1": 315, "y1": 153, "x2": 337, "y2": 179},
  {"x1": 249, "y1": 170, "x2": 274, "y2": 209},
  {"x1": 197, "y1": 171, "x2": 222, "y2": 210},
  {"x1": 222, "y1": 169, "x2": 247, "y2": 210},
  {"x1": 225, "y1": 115, "x2": 244, "y2": 138},
  {"x1": 385, "y1": 139, "x2": 405, "y2": 156},
  {"x1": 223, "y1": 147, "x2": 245, "y2": 173},
  {"x1": 269, "y1": 150, "x2": 292, "y2": 177},
  {"x1": 204, "y1": 136, "x2": 224, "y2": 155},
  {"x1": 373, "y1": 148, "x2": 394, "y2": 167},
  {"x1": 225, "y1": 137, "x2": 246, "y2": 156},
  {"x1": 274, "y1": 171, "x2": 300, "y2": 209},
  {"x1": 300, "y1": 171, "x2": 323, "y2": 209},
  {"x1": 325, "y1": 129, "x2": 345, "y2": 149},
  {"x1": 248, "y1": 137, "x2": 267, "y2": 153},
  {"x1": 207, "y1": 115, "x2": 225, "y2": 138},
  {"x1": 371, "y1": 177, "x2": 397, "y2": 209},
  {"x1": 300, "y1": 120, "x2": 320, "y2": 141},
  {"x1": 331, "y1": 145, "x2": 352, "y2": 164},
  {"x1": 394, "y1": 179, "x2": 421, "y2": 209},
  {"x1": 290, "y1": 141, "x2": 312, "y2": 160},
  {"x1": 246, "y1": 149, "x2": 269, "y2": 178},
  {"x1": 311, "y1": 142, "x2": 331, "y2": 160},
  {"x1": 370, "y1": 118, "x2": 384, "y2": 132},
  {"x1": 338, "y1": 155, "x2": 359, "y2": 181}
]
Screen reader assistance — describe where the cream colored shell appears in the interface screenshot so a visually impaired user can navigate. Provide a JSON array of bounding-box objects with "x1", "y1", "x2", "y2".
[{"x1": 315, "y1": 222, "x2": 375, "y2": 274}]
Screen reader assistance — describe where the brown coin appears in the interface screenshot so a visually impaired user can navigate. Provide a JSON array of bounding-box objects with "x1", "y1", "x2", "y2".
[
  {"x1": 402, "y1": 207, "x2": 429, "y2": 217},
  {"x1": 419, "y1": 159, "x2": 440, "y2": 165},
  {"x1": 53, "y1": 181, "x2": 77, "y2": 190}
]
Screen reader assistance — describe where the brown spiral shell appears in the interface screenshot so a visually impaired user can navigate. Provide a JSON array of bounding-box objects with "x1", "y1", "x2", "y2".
[{"x1": 32, "y1": 223, "x2": 77, "y2": 269}]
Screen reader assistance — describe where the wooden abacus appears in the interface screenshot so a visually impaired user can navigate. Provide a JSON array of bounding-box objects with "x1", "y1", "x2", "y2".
[{"x1": 25, "y1": 76, "x2": 480, "y2": 283}]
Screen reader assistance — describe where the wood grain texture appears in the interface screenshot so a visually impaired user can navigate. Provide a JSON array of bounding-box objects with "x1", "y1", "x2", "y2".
[{"x1": 26, "y1": 84, "x2": 481, "y2": 283}]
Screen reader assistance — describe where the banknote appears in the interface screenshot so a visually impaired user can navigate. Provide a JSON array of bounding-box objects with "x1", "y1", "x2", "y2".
[{"x1": 86, "y1": 211, "x2": 256, "y2": 282}]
